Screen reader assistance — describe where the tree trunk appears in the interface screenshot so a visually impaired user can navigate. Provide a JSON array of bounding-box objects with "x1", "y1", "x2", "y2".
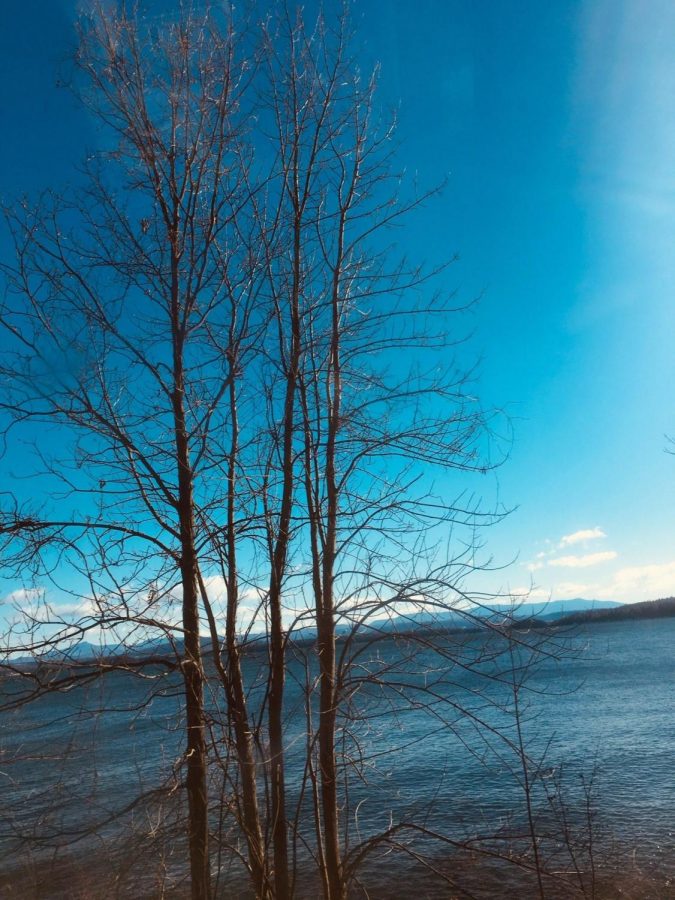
[
  {"x1": 265, "y1": 206, "x2": 304, "y2": 899},
  {"x1": 175, "y1": 425, "x2": 211, "y2": 900},
  {"x1": 171, "y1": 231, "x2": 210, "y2": 897},
  {"x1": 317, "y1": 208, "x2": 348, "y2": 900},
  {"x1": 317, "y1": 609, "x2": 342, "y2": 900}
]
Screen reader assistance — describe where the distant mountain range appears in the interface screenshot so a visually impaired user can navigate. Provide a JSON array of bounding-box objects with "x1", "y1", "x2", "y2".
[
  {"x1": 20, "y1": 597, "x2": 675, "y2": 663},
  {"x1": 490, "y1": 597, "x2": 622, "y2": 619},
  {"x1": 345, "y1": 597, "x2": 623, "y2": 637}
]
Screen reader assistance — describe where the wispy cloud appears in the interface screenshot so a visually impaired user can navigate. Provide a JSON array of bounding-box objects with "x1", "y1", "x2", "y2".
[
  {"x1": 572, "y1": 0, "x2": 675, "y2": 331},
  {"x1": 1, "y1": 587, "x2": 43, "y2": 608},
  {"x1": 554, "y1": 581, "x2": 592, "y2": 598},
  {"x1": 560, "y1": 527, "x2": 606, "y2": 547},
  {"x1": 526, "y1": 528, "x2": 612, "y2": 571},
  {"x1": 509, "y1": 586, "x2": 551, "y2": 600},
  {"x1": 549, "y1": 551, "x2": 618, "y2": 569},
  {"x1": 603, "y1": 561, "x2": 675, "y2": 600}
]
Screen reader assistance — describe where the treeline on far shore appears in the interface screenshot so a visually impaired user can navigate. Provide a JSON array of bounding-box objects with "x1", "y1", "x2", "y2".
[{"x1": 544, "y1": 595, "x2": 675, "y2": 628}]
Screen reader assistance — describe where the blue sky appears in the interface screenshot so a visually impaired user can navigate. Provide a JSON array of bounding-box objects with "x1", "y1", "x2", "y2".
[{"x1": 1, "y1": 0, "x2": 673, "y2": 607}]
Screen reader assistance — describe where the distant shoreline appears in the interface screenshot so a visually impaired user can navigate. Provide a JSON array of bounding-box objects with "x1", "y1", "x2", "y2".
[
  {"x1": 533, "y1": 595, "x2": 675, "y2": 628},
  {"x1": 6, "y1": 596, "x2": 674, "y2": 671}
]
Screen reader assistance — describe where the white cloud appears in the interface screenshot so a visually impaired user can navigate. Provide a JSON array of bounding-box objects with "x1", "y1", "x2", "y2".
[
  {"x1": 549, "y1": 551, "x2": 618, "y2": 569},
  {"x1": 524, "y1": 529, "x2": 609, "y2": 572},
  {"x1": 1, "y1": 587, "x2": 43, "y2": 608},
  {"x1": 601, "y1": 561, "x2": 675, "y2": 602},
  {"x1": 198, "y1": 575, "x2": 225, "y2": 602},
  {"x1": 560, "y1": 527, "x2": 606, "y2": 547},
  {"x1": 49, "y1": 598, "x2": 98, "y2": 618}
]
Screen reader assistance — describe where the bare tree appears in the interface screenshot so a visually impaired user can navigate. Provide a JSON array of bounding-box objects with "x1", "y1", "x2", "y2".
[
  {"x1": 0, "y1": 5, "x2": 263, "y2": 896},
  {"x1": 0, "y1": 5, "x2": 586, "y2": 900}
]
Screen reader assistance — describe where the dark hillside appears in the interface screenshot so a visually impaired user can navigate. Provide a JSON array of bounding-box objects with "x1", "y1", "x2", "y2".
[{"x1": 554, "y1": 596, "x2": 675, "y2": 626}]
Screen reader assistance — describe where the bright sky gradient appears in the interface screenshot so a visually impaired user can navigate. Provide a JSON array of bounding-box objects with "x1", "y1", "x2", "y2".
[{"x1": 1, "y1": 0, "x2": 673, "y2": 607}]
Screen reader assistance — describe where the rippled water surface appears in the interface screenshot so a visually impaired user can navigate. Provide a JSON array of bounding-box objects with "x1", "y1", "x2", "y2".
[{"x1": 1, "y1": 616, "x2": 674, "y2": 895}]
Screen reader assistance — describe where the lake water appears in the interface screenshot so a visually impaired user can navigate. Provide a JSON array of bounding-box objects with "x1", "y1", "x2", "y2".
[{"x1": 1, "y1": 617, "x2": 674, "y2": 897}]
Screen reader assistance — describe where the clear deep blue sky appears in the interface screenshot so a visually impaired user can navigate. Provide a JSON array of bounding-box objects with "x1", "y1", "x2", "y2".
[{"x1": 1, "y1": 0, "x2": 673, "y2": 605}]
